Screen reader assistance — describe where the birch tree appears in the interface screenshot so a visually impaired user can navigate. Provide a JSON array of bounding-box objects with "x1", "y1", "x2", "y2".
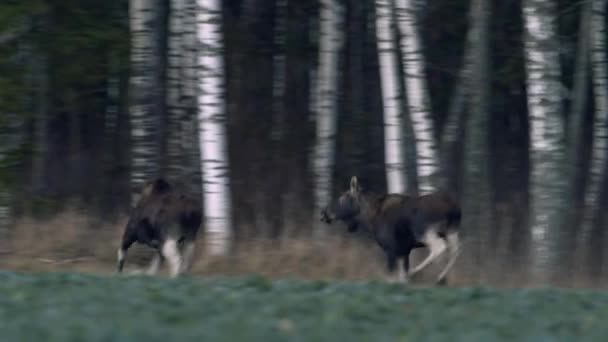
[
  {"x1": 395, "y1": 0, "x2": 439, "y2": 193},
  {"x1": 375, "y1": 0, "x2": 406, "y2": 193},
  {"x1": 522, "y1": 0, "x2": 566, "y2": 280},
  {"x1": 197, "y1": 0, "x2": 232, "y2": 255},
  {"x1": 129, "y1": 0, "x2": 162, "y2": 199},
  {"x1": 580, "y1": 0, "x2": 608, "y2": 275},
  {"x1": 312, "y1": 0, "x2": 344, "y2": 225}
]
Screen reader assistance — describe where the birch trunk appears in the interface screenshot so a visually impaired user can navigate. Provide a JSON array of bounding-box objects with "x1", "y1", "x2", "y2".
[
  {"x1": 313, "y1": 0, "x2": 344, "y2": 223},
  {"x1": 522, "y1": 0, "x2": 566, "y2": 281},
  {"x1": 129, "y1": 0, "x2": 162, "y2": 198},
  {"x1": 197, "y1": 0, "x2": 232, "y2": 255},
  {"x1": 376, "y1": 0, "x2": 406, "y2": 193},
  {"x1": 580, "y1": 0, "x2": 608, "y2": 276},
  {"x1": 395, "y1": 0, "x2": 439, "y2": 193}
]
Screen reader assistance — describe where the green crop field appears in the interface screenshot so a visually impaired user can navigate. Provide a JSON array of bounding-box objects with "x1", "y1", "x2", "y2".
[{"x1": 0, "y1": 272, "x2": 607, "y2": 342}]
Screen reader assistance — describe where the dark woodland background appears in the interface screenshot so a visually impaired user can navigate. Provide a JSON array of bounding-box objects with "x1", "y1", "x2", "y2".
[{"x1": 0, "y1": 0, "x2": 607, "y2": 286}]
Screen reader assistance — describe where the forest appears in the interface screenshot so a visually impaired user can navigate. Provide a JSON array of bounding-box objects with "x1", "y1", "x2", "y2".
[{"x1": 0, "y1": 0, "x2": 607, "y2": 287}]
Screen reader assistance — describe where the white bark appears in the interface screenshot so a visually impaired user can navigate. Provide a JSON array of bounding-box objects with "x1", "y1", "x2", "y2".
[
  {"x1": 580, "y1": 0, "x2": 608, "y2": 244},
  {"x1": 523, "y1": 0, "x2": 566, "y2": 278},
  {"x1": 376, "y1": 0, "x2": 406, "y2": 193},
  {"x1": 129, "y1": 0, "x2": 160, "y2": 195},
  {"x1": 395, "y1": 0, "x2": 439, "y2": 193},
  {"x1": 197, "y1": 0, "x2": 232, "y2": 255},
  {"x1": 313, "y1": 0, "x2": 344, "y2": 215}
]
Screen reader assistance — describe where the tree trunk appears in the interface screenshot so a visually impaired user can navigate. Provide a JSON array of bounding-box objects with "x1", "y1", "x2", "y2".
[
  {"x1": 197, "y1": 0, "x2": 232, "y2": 255},
  {"x1": 522, "y1": 0, "x2": 566, "y2": 282},
  {"x1": 268, "y1": 0, "x2": 288, "y2": 237},
  {"x1": 180, "y1": 0, "x2": 202, "y2": 195},
  {"x1": 167, "y1": 0, "x2": 187, "y2": 181},
  {"x1": 0, "y1": 113, "x2": 23, "y2": 230},
  {"x1": 461, "y1": 0, "x2": 491, "y2": 283},
  {"x1": 439, "y1": 17, "x2": 475, "y2": 194},
  {"x1": 312, "y1": 0, "x2": 344, "y2": 231},
  {"x1": 30, "y1": 49, "x2": 49, "y2": 207},
  {"x1": 560, "y1": 2, "x2": 591, "y2": 276},
  {"x1": 580, "y1": 0, "x2": 608, "y2": 279},
  {"x1": 375, "y1": 0, "x2": 406, "y2": 194},
  {"x1": 129, "y1": 0, "x2": 163, "y2": 198},
  {"x1": 395, "y1": 0, "x2": 439, "y2": 193}
]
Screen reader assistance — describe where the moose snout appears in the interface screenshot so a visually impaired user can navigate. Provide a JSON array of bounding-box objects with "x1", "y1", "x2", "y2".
[{"x1": 320, "y1": 208, "x2": 333, "y2": 224}]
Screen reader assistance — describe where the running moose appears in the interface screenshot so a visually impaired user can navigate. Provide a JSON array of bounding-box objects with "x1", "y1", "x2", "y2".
[
  {"x1": 117, "y1": 178, "x2": 202, "y2": 278},
  {"x1": 321, "y1": 176, "x2": 461, "y2": 284}
]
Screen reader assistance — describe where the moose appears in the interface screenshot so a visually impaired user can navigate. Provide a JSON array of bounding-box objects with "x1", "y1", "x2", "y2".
[
  {"x1": 117, "y1": 178, "x2": 202, "y2": 278},
  {"x1": 321, "y1": 176, "x2": 461, "y2": 285}
]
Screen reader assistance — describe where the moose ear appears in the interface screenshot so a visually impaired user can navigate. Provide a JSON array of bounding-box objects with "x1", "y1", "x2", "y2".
[{"x1": 350, "y1": 176, "x2": 359, "y2": 194}]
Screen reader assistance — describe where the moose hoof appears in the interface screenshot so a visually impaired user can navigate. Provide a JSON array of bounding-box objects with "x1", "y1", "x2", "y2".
[
  {"x1": 436, "y1": 277, "x2": 448, "y2": 286},
  {"x1": 408, "y1": 271, "x2": 421, "y2": 281}
]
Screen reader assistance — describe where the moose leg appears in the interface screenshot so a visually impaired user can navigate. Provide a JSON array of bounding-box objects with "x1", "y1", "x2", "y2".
[
  {"x1": 409, "y1": 229, "x2": 447, "y2": 276},
  {"x1": 396, "y1": 258, "x2": 406, "y2": 283},
  {"x1": 385, "y1": 251, "x2": 399, "y2": 283},
  {"x1": 399, "y1": 254, "x2": 410, "y2": 284},
  {"x1": 161, "y1": 238, "x2": 182, "y2": 278},
  {"x1": 117, "y1": 233, "x2": 136, "y2": 273},
  {"x1": 437, "y1": 231, "x2": 461, "y2": 284},
  {"x1": 179, "y1": 240, "x2": 196, "y2": 274},
  {"x1": 146, "y1": 251, "x2": 164, "y2": 275}
]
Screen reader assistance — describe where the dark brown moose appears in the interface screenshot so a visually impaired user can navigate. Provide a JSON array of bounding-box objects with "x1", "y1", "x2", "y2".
[
  {"x1": 321, "y1": 176, "x2": 461, "y2": 285},
  {"x1": 117, "y1": 178, "x2": 202, "y2": 278}
]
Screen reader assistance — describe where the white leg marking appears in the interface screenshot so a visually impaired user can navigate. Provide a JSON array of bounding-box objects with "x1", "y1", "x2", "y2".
[
  {"x1": 146, "y1": 253, "x2": 162, "y2": 276},
  {"x1": 410, "y1": 228, "x2": 447, "y2": 275},
  {"x1": 117, "y1": 249, "x2": 125, "y2": 262},
  {"x1": 162, "y1": 239, "x2": 182, "y2": 278},
  {"x1": 437, "y1": 232, "x2": 461, "y2": 282},
  {"x1": 397, "y1": 258, "x2": 404, "y2": 282},
  {"x1": 180, "y1": 241, "x2": 196, "y2": 274},
  {"x1": 396, "y1": 258, "x2": 408, "y2": 284}
]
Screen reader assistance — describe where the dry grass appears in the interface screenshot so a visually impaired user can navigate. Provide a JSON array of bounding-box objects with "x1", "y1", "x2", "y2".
[
  {"x1": 1, "y1": 209, "x2": 605, "y2": 289},
  {"x1": 0, "y1": 209, "x2": 391, "y2": 281}
]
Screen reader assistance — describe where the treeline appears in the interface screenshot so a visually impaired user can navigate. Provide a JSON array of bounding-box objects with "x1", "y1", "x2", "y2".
[{"x1": 0, "y1": 0, "x2": 607, "y2": 284}]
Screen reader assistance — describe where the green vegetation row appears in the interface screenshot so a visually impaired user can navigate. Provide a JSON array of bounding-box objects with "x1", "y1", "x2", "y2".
[{"x1": 0, "y1": 272, "x2": 607, "y2": 341}]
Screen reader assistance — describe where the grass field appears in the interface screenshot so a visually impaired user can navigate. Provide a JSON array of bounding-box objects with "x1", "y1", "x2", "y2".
[{"x1": 1, "y1": 272, "x2": 607, "y2": 341}]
